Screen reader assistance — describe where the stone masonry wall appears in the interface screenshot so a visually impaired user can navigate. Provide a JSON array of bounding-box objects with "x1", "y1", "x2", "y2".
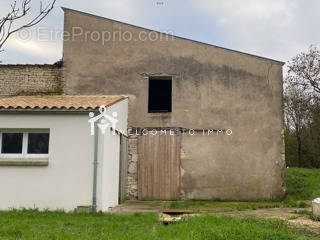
[
  {"x1": 126, "y1": 133, "x2": 138, "y2": 200},
  {"x1": 0, "y1": 64, "x2": 61, "y2": 96}
]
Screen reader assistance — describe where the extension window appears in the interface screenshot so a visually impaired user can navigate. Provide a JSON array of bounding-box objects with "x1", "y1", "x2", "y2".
[
  {"x1": 148, "y1": 77, "x2": 172, "y2": 113},
  {"x1": 0, "y1": 130, "x2": 50, "y2": 159}
]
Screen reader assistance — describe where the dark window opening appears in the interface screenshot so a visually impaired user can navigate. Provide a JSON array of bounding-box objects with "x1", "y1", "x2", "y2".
[
  {"x1": 27, "y1": 133, "x2": 50, "y2": 154},
  {"x1": 1, "y1": 133, "x2": 23, "y2": 154},
  {"x1": 148, "y1": 77, "x2": 172, "y2": 112}
]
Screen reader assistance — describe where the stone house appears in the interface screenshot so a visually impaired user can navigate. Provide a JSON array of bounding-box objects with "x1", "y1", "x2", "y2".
[{"x1": 0, "y1": 7, "x2": 285, "y2": 210}]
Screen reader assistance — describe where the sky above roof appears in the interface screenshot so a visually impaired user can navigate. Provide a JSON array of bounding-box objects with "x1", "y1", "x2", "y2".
[{"x1": 0, "y1": 0, "x2": 319, "y2": 67}]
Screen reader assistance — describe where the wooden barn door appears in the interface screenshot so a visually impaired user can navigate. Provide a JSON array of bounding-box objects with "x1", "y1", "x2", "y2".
[{"x1": 138, "y1": 132, "x2": 181, "y2": 200}]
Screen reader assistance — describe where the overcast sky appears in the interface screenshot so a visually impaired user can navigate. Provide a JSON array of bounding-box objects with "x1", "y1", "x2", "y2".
[{"x1": 0, "y1": 0, "x2": 319, "y2": 66}]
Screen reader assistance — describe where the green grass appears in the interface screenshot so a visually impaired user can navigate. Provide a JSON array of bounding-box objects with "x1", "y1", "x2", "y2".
[
  {"x1": 292, "y1": 210, "x2": 313, "y2": 217},
  {"x1": 0, "y1": 210, "x2": 316, "y2": 240},
  {"x1": 168, "y1": 200, "x2": 282, "y2": 212},
  {"x1": 285, "y1": 167, "x2": 320, "y2": 202}
]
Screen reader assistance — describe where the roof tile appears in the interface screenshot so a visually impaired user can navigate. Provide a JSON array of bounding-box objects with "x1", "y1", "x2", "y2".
[{"x1": 0, "y1": 95, "x2": 126, "y2": 110}]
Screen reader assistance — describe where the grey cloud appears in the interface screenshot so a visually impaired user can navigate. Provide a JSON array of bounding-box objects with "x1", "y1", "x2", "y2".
[{"x1": 0, "y1": 0, "x2": 319, "y2": 66}]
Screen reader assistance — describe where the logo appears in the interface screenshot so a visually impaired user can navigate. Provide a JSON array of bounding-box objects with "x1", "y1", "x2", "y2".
[{"x1": 88, "y1": 106, "x2": 118, "y2": 135}]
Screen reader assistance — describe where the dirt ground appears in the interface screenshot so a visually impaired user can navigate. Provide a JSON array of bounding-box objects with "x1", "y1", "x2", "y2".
[{"x1": 218, "y1": 208, "x2": 320, "y2": 233}]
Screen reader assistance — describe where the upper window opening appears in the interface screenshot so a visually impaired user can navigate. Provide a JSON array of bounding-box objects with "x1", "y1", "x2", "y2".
[{"x1": 148, "y1": 77, "x2": 172, "y2": 113}]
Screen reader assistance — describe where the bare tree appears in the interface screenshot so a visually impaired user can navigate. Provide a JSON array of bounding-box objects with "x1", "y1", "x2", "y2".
[
  {"x1": 287, "y1": 45, "x2": 320, "y2": 96},
  {"x1": 284, "y1": 84, "x2": 312, "y2": 167},
  {"x1": 285, "y1": 45, "x2": 320, "y2": 168},
  {"x1": 0, "y1": 0, "x2": 56, "y2": 54}
]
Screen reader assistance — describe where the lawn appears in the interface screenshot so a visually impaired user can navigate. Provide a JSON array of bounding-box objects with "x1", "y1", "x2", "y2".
[
  {"x1": 285, "y1": 167, "x2": 320, "y2": 201},
  {"x1": 0, "y1": 168, "x2": 319, "y2": 240},
  {"x1": 0, "y1": 210, "x2": 316, "y2": 240}
]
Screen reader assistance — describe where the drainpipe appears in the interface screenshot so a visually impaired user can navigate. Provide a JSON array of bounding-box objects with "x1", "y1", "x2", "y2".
[{"x1": 92, "y1": 122, "x2": 98, "y2": 213}]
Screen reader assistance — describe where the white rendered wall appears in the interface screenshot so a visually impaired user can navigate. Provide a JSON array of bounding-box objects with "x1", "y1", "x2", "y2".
[
  {"x1": 96, "y1": 98, "x2": 128, "y2": 211},
  {"x1": 0, "y1": 113, "x2": 94, "y2": 211},
  {"x1": 0, "y1": 99, "x2": 128, "y2": 212}
]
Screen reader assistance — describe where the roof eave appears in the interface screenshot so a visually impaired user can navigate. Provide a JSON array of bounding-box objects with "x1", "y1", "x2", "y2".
[{"x1": 0, "y1": 108, "x2": 97, "y2": 113}]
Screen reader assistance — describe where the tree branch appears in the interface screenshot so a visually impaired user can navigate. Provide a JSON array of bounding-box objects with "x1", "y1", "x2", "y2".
[{"x1": 0, "y1": 0, "x2": 56, "y2": 53}]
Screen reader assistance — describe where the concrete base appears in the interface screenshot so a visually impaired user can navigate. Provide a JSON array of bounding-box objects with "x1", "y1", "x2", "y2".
[{"x1": 312, "y1": 198, "x2": 320, "y2": 220}]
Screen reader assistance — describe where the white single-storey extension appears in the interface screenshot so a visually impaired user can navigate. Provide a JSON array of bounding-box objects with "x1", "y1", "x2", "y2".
[{"x1": 0, "y1": 95, "x2": 128, "y2": 212}]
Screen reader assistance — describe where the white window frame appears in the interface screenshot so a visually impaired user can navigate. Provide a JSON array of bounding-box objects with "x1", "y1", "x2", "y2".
[{"x1": 0, "y1": 129, "x2": 50, "y2": 159}]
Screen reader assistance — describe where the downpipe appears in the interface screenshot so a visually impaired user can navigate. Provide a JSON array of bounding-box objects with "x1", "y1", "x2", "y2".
[{"x1": 92, "y1": 122, "x2": 98, "y2": 213}]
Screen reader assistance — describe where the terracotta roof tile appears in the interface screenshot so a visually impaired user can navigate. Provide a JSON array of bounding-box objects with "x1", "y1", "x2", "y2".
[{"x1": 0, "y1": 95, "x2": 126, "y2": 110}]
